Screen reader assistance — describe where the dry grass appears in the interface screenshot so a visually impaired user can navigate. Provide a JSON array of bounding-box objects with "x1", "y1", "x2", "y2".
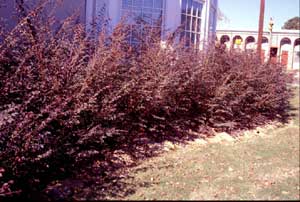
[{"x1": 108, "y1": 87, "x2": 299, "y2": 200}]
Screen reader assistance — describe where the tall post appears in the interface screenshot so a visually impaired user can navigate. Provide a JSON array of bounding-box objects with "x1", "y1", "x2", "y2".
[
  {"x1": 269, "y1": 31, "x2": 273, "y2": 60},
  {"x1": 268, "y1": 18, "x2": 274, "y2": 62},
  {"x1": 257, "y1": 0, "x2": 265, "y2": 59}
]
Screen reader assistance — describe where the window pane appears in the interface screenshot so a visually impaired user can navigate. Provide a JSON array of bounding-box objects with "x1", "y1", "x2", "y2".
[
  {"x1": 122, "y1": 0, "x2": 132, "y2": 9},
  {"x1": 191, "y1": 32, "x2": 195, "y2": 45},
  {"x1": 143, "y1": 13, "x2": 152, "y2": 24},
  {"x1": 132, "y1": 25, "x2": 141, "y2": 39},
  {"x1": 180, "y1": 31, "x2": 185, "y2": 42},
  {"x1": 141, "y1": 25, "x2": 150, "y2": 38},
  {"x1": 181, "y1": 14, "x2": 186, "y2": 26},
  {"x1": 132, "y1": 6, "x2": 142, "y2": 12},
  {"x1": 187, "y1": 0, "x2": 192, "y2": 14},
  {"x1": 192, "y1": 16, "x2": 197, "y2": 32},
  {"x1": 181, "y1": 0, "x2": 187, "y2": 13},
  {"x1": 121, "y1": 0, "x2": 164, "y2": 45},
  {"x1": 196, "y1": 33, "x2": 200, "y2": 46},
  {"x1": 197, "y1": 3, "x2": 203, "y2": 17},
  {"x1": 143, "y1": 8, "x2": 152, "y2": 13},
  {"x1": 186, "y1": 15, "x2": 191, "y2": 30},
  {"x1": 144, "y1": 0, "x2": 153, "y2": 8},
  {"x1": 132, "y1": 0, "x2": 142, "y2": 7},
  {"x1": 122, "y1": 10, "x2": 132, "y2": 21},
  {"x1": 197, "y1": 19, "x2": 201, "y2": 32},
  {"x1": 192, "y1": 1, "x2": 197, "y2": 16},
  {"x1": 154, "y1": 0, "x2": 163, "y2": 9},
  {"x1": 185, "y1": 32, "x2": 191, "y2": 46},
  {"x1": 181, "y1": 0, "x2": 203, "y2": 47},
  {"x1": 152, "y1": 13, "x2": 162, "y2": 25},
  {"x1": 133, "y1": 10, "x2": 142, "y2": 20},
  {"x1": 153, "y1": 8, "x2": 162, "y2": 14}
]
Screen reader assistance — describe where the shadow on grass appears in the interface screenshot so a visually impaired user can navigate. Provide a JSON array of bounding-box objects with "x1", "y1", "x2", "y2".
[
  {"x1": 42, "y1": 122, "x2": 292, "y2": 200},
  {"x1": 18, "y1": 87, "x2": 299, "y2": 201}
]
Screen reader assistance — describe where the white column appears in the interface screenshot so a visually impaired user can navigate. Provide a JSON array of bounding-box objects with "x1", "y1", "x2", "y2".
[
  {"x1": 107, "y1": 0, "x2": 121, "y2": 30},
  {"x1": 200, "y1": 0, "x2": 211, "y2": 50},
  {"x1": 85, "y1": 0, "x2": 95, "y2": 33},
  {"x1": 164, "y1": 0, "x2": 181, "y2": 39},
  {"x1": 293, "y1": 45, "x2": 300, "y2": 70},
  {"x1": 291, "y1": 45, "x2": 295, "y2": 70},
  {"x1": 85, "y1": 0, "x2": 110, "y2": 34}
]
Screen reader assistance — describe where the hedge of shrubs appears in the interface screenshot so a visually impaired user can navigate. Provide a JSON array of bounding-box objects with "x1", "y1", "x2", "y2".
[{"x1": 0, "y1": 2, "x2": 293, "y2": 200}]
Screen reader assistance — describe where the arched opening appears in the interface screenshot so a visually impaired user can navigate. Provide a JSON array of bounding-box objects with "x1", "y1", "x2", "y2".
[
  {"x1": 262, "y1": 37, "x2": 268, "y2": 44},
  {"x1": 220, "y1": 35, "x2": 230, "y2": 49},
  {"x1": 295, "y1": 38, "x2": 300, "y2": 47},
  {"x1": 220, "y1": 35, "x2": 230, "y2": 44},
  {"x1": 280, "y1": 37, "x2": 292, "y2": 47},
  {"x1": 232, "y1": 35, "x2": 243, "y2": 49},
  {"x1": 245, "y1": 36, "x2": 256, "y2": 50},
  {"x1": 280, "y1": 38, "x2": 292, "y2": 67},
  {"x1": 293, "y1": 38, "x2": 300, "y2": 70}
]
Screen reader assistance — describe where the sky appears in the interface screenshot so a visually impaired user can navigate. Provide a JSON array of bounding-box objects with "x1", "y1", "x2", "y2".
[{"x1": 217, "y1": 0, "x2": 300, "y2": 31}]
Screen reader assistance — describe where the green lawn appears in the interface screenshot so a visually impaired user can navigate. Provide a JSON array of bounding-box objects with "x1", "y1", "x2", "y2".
[{"x1": 108, "y1": 87, "x2": 300, "y2": 200}]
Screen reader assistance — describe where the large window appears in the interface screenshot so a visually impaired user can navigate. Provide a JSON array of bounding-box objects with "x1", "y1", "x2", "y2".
[
  {"x1": 121, "y1": 0, "x2": 165, "y2": 44},
  {"x1": 180, "y1": 0, "x2": 203, "y2": 48}
]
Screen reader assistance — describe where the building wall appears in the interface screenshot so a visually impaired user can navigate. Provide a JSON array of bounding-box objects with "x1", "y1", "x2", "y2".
[
  {"x1": 0, "y1": 0, "x2": 86, "y2": 32},
  {"x1": 216, "y1": 29, "x2": 300, "y2": 70},
  {"x1": 108, "y1": 0, "x2": 121, "y2": 29},
  {"x1": 0, "y1": 0, "x2": 16, "y2": 31},
  {"x1": 164, "y1": 0, "x2": 181, "y2": 36},
  {"x1": 86, "y1": 0, "x2": 218, "y2": 50},
  {"x1": 1, "y1": 0, "x2": 218, "y2": 50}
]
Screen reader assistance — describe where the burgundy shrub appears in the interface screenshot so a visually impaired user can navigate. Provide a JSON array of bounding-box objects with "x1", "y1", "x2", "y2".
[{"x1": 0, "y1": 1, "x2": 293, "y2": 200}]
